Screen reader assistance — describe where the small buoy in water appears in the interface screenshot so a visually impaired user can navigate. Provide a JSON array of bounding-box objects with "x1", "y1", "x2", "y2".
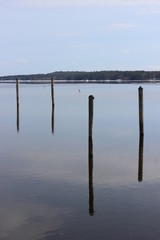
[{"x1": 78, "y1": 89, "x2": 81, "y2": 93}]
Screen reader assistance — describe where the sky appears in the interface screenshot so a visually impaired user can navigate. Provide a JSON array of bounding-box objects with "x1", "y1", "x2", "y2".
[{"x1": 0, "y1": 0, "x2": 160, "y2": 75}]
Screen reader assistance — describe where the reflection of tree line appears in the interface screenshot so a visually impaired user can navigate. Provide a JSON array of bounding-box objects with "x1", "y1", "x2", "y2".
[{"x1": 16, "y1": 81, "x2": 144, "y2": 216}]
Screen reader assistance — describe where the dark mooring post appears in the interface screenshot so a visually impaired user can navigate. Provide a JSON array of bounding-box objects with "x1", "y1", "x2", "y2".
[
  {"x1": 51, "y1": 78, "x2": 54, "y2": 107},
  {"x1": 88, "y1": 95, "x2": 94, "y2": 216},
  {"x1": 51, "y1": 78, "x2": 55, "y2": 134},
  {"x1": 138, "y1": 87, "x2": 144, "y2": 136},
  {"x1": 138, "y1": 87, "x2": 144, "y2": 182},
  {"x1": 16, "y1": 79, "x2": 19, "y2": 132}
]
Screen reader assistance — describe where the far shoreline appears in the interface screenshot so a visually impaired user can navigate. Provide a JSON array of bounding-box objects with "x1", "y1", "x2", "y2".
[{"x1": 0, "y1": 79, "x2": 160, "y2": 84}]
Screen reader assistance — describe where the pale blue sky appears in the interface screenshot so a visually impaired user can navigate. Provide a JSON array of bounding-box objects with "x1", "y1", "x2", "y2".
[{"x1": 0, "y1": 0, "x2": 160, "y2": 75}]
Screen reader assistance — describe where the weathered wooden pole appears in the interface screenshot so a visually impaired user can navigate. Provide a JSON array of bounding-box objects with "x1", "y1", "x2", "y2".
[
  {"x1": 16, "y1": 79, "x2": 19, "y2": 132},
  {"x1": 138, "y1": 86, "x2": 144, "y2": 182},
  {"x1": 51, "y1": 78, "x2": 54, "y2": 107},
  {"x1": 89, "y1": 95, "x2": 94, "y2": 140},
  {"x1": 88, "y1": 95, "x2": 94, "y2": 216},
  {"x1": 138, "y1": 86, "x2": 144, "y2": 136}
]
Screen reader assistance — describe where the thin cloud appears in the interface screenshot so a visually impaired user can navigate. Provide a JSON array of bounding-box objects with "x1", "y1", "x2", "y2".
[
  {"x1": 103, "y1": 23, "x2": 139, "y2": 32},
  {"x1": 51, "y1": 32, "x2": 81, "y2": 38},
  {"x1": 143, "y1": 65, "x2": 160, "y2": 71},
  {"x1": 109, "y1": 23, "x2": 136, "y2": 30},
  {"x1": 0, "y1": 61, "x2": 11, "y2": 66},
  {"x1": 139, "y1": 7, "x2": 160, "y2": 15},
  {"x1": 0, "y1": 60, "x2": 29, "y2": 65},
  {"x1": 122, "y1": 50, "x2": 131, "y2": 54},
  {"x1": 71, "y1": 43, "x2": 98, "y2": 48},
  {"x1": 13, "y1": 0, "x2": 160, "y2": 7},
  {"x1": 16, "y1": 59, "x2": 29, "y2": 64}
]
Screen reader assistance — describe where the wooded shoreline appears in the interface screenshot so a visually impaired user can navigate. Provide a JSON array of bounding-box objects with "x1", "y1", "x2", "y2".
[{"x1": 1, "y1": 71, "x2": 160, "y2": 83}]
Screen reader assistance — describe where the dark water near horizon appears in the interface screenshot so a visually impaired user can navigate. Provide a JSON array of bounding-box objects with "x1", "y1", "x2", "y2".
[{"x1": 1, "y1": 84, "x2": 160, "y2": 239}]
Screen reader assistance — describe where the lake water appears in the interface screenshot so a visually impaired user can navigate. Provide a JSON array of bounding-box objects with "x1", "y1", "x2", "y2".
[{"x1": 1, "y1": 83, "x2": 160, "y2": 240}]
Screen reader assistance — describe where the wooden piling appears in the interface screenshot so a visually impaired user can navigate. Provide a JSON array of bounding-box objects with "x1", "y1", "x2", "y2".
[
  {"x1": 16, "y1": 79, "x2": 19, "y2": 104},
  {"x1": 138, "y1": 87, "x2": 144, "y2": 182},
  {"x1": 89, "y1": 95, "x2": 94, "y2": 140},
  {"x1": 138, "y1": 87, "x2": 144, "y2": 136},
  {"x1": 51, "y1": 78, "x2": 55, "y2": 134},
  {"x1": 16, "y1": 79, "x2": 19, "y2": 132},
  {"x1": 51, "y1": 78, "x2": 54, "y2": 107},
  {"x1": 88, "y1": 95, "x2": 94, "y2": 216}
]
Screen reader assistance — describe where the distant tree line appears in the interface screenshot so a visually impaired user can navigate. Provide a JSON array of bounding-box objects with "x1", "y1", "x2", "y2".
[{"x1": 1, "y1": 71, "x2": 160, "y2": 81}]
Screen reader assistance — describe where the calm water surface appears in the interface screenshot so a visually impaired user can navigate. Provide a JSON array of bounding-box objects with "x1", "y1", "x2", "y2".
[{"x1": 1, "y1": 84, "x2": 160, "y2": 239}]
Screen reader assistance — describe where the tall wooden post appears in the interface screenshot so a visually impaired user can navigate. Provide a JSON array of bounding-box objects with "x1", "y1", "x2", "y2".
[
  {"x1": 139, "y1": 87, "x2": 144, "y2": 136},
  {"x1": 16, "y1": 79, "x2": 19, "y2": 132},
  {"x1": 138, "y1": 87, "x2": 144, "y2": 182},
  {"x1": 51, "y1": 78, "x2": 55, "y2": 134},
  {"x1": 51, "y1": 78, "x2": 54, "y2": 107},
  {"x1": 89, "y1": 95, "x2": 94, "y2": 140},
  {"x1": 88, "y1": 95, "x2": 94, "y2": 216}
]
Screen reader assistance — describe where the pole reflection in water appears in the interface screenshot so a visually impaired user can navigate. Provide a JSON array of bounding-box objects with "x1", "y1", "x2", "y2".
[
  {"x1": 88, "y1": 95, "x2": 94, "y2": 216},
  {"x1": 52, "y1": 104, "x2": 54, "y2": 134},
  {"x1": 16, "y1": 79, "x2": 19, "y2": 132},
  {"x1": 138, "y1": 87, "x2": 144, "y2": 182},
  {"x1": 138, "y1": 134, "x2": 144, "y2": 182},
  {"x1": 51, "y1": 78, "x2": 55, "y2": 134}
]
